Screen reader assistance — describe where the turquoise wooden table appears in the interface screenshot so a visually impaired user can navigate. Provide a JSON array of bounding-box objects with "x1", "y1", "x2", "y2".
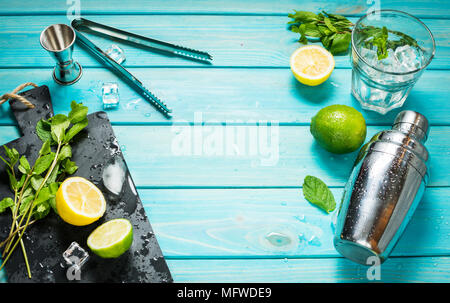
[{"x1": 0, "y1": 0, "x2": 450, "y2": 282}]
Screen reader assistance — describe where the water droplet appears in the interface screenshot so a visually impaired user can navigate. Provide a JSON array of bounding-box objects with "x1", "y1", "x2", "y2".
[
  {"x1": 308, "y1": 235, "x2": 321, "y2": 247},
  {"x1": 96, "y1": 112, "x2": 107, "y2": 119},
  {"x1": 295, "y1": 214, "x2": 306, "y2": 222}
]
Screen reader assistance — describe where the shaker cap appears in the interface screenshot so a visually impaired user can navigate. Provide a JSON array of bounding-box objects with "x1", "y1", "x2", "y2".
[{"x1": 392, "y1": 111, "x2": 429, "y2": 143}]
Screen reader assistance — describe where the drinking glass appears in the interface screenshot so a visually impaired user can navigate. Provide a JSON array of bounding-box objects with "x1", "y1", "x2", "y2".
[{"x1": 351, "y1": 10, "x2": 435, "y2": 114}]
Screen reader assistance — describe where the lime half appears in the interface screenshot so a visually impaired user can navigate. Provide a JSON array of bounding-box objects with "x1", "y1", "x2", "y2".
[{"x1": 87, "y1": 218, "x2": 133, "y2": 258}]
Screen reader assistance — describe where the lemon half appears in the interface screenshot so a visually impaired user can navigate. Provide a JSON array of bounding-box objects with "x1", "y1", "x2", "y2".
[
  {"x1": 290, "y1": 45, "x2": 335, "y2": 86},
  {"x1": 56, "y1": 177, "x2": 106, "y2": 226}
]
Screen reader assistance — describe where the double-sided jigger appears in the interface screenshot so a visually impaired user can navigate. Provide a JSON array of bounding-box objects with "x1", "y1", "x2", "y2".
[{"x1": 40, "y1": 24, "x2": 82, "y2": 85}]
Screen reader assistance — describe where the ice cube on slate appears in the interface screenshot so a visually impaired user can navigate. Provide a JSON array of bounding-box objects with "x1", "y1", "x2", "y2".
[
  {"x1": 105, "y1": 44, "x2": 126, "y2": 64},
  {"x1": 63, "y1": 241, "x2": 89, "y2": 269},
  {"x1": 102, "y1": 156, "x2": 127, "y2": 195},
  {"x1": 102, "y1": 82, "x2": 120, "y2": 109}
]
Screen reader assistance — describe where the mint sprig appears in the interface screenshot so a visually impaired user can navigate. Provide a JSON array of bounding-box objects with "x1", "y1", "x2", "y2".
[
  {"x1": 288, "y1": 11, "x2": 353, "y2": 55},
  {"x1": 288, "y1": 10, "x2": 420, "y2": 60},
  {"x1": 302, "y1": 175, "x2": 336, "y2": 213},
  {"x1": 0, "y1": 101, "x2": 89, "y2": 278}
]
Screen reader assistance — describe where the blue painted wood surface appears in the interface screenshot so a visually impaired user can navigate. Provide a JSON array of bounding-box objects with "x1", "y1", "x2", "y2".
[{"x1": 0, "y1": 0, "x2": 450, "y2": 283}]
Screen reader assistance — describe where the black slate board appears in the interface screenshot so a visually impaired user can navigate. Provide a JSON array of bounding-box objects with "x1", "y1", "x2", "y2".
[{"x1": 0, "y1": 85, "x2": 172, "y2": 283}]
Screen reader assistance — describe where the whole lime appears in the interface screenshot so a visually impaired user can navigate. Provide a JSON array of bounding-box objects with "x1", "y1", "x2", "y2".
[{"x1": 310, "y1": 105, "x2": 367, "y2": 154}]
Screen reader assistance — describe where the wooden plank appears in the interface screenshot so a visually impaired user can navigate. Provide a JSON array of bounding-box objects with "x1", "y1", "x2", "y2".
[
  {"x1": 0, "y1": 68, "x2": 449, "y2": 125},
  {"x1": 112, "y1": 125, "x2": 450, "y2": 187},
  {"x1": 141, "y1": 188, "x2": 450, "y2": 257},
  {"x1": 0, "y1": 125, "x2": 448, "y2": 187},
  {"x1": 166, "y1": 256, "x2": 450, "y2": 282},
  {"x1": 0, "y1": 15, "x2": 447, "y2": 69},
  {"x1": 1, "y1": 0, "x2": 449, "y2": 18}
]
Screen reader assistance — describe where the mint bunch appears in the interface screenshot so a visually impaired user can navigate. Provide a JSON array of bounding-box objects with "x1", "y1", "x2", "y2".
[
  {"x1": 288, "y1": 11, "x2": 353, "y2": 55},
  {"x1": 0, "y1": 101, "x2": 88, "y2": 278}
]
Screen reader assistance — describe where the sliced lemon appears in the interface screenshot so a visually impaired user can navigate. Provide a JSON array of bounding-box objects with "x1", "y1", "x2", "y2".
[
  {"x1": 56, "y1": 177, "x2": 106, "y2": 226},
  {"x1": 290, "y1": 45, "x2": 335, "y2": 86},
  {"x1": 87, "y1": 218, "x2": 133, "y2": 258}
]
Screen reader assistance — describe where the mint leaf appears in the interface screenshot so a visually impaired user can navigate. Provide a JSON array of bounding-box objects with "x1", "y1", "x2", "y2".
[
  {"x1": 48, "y1": 182, "x2": 60, "y2": 195},
  {"x1": 57, "y1": 145, "x2": 72, "y2": 162},
  {"x1": 64, "y1": 117, "x2": 88, "y2": 144},
  {"x1": 36, "y1": 119, "x2": 53, "y2": 143},
  {"x1": 303, "y1": 23, "x2": 321, "y2": 37},
  {"x1": 288, "y1": 10, "x2": 318, "y2": 23},
  {"x1": 33, "y1": 152, "x2": 56, "y2": 175},
  {"x1": 39, "y1": 140, "x2": 51, "y2": 156},
  {"x1": 34, "y1": 186, "x2": 53, "y2": 205},
  {"x1": 6, "y1": 170, "x2": 17, "y2": 190},
  {"x1": 16, "y1": 175, "x2": 26, "y2": 189},
  {"x1": 324, "y1": 17, "x2": 337, "y2": 33},
  {"x1": 19, "y1": 195, "x2": 34, "y2": 215},
  {"x1": 363, "y1": 26, "x2": 389, "y2": 60},
  {"x1": 302, "y1": 175, "x2": 336, "y2": 213},
  {"x1": 4, "y1": 146, "x2": 19, "y2": 167},
  {"x1": 298, "y1": 24, "x2": 308, "y2": 44},
  {"x1": 31, "y1": 175, "x2": 44, "y2": 191},
  {"x1": 33, "y1": 201, "x2": 50, "y2": 219},
  {"x1": 68, "y1": 101, "x2": 88, "y2": 124},
  {"x1": 50, "y1": 114, "x2": 70, "y2": 143},
  {"x1": 46, "y1": 162, "x2": 60, "y2": 184},
  {"x1": 18, "y1": 156, "x2": 31, "y2": 174},
  {"x1": 329, "y1": 32, "x2": 351, "y2": 55},
  {"x1": 0, "y1": 197, "x2": 14, "y2": 213},
  {"x1": 62, "y1": 158, "x2": 78, "y2": 175},
  {"x1": 323, "y1": 11, "x2": 350, "y2": 22}
]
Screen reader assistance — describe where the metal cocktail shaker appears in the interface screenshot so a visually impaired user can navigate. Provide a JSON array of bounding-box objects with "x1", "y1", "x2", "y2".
[{"x1": 334, "y1": 110, "x2": 429, "y2": 265}]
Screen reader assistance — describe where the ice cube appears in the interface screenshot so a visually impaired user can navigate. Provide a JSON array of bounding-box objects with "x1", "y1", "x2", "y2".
[
  {"x1": 375, "y1": 48, "x2": 404, "y2": 73},
  {"x1": 102, "y1": 156, "x2": 126, "y2": 195},
  {"x1": 102, "y1": 82, "x2": 119, "y2": 109},
  {"x1": 105, "y1": 44, "x2": 126, "y2": 64},
  {"x1": 62, "y1": 241, "x2": 89, "y2": 270},
  {"x1": 360, "y1": 47, "x2": 378, "y2": 66},
  {"x1": 394, "y1": 45, "x2": 423, "y2": 71}
]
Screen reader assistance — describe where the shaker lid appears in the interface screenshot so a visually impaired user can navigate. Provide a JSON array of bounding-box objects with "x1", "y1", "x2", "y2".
[{"x1": 392, "y1": 110, "x2": 429, "y2": 143}]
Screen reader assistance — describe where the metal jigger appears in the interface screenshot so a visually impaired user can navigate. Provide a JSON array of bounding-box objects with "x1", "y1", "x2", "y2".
[{"x1": 40, "y1": 24, "x2": 82, "y2": 85}]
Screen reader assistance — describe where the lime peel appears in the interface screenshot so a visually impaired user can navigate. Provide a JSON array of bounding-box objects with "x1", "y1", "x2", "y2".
[{"x1": 87, "y1": 218, "x2": 133, "y2": 258}]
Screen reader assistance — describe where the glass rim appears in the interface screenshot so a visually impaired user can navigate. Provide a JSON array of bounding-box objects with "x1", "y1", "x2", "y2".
[{"x1": 351, "y1": 9, "x2": 436, "y2": 76}]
